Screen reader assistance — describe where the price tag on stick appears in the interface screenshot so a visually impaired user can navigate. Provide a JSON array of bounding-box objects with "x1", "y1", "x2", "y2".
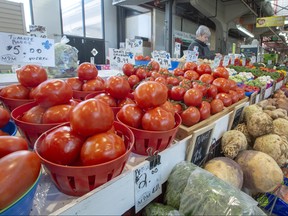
[
  {"x1": 109, "y1": 48, "x2": 135, "y2": 70},
  {"x1": 186, "y1": 123, "x2": 215, "y2": 166},
  {"x1": 134, "y1": 152, "x2": 162, "y2": 213},
  {"x1": 222, "y1": 55, "x2": 230, "y2": 67},
  {"x1": 151, "y1": 51, "x2": 171, "y2": 68}
]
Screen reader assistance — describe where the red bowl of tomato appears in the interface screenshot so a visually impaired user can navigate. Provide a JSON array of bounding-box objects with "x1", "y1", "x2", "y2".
[
  {"x1": 11, "y1": 101, "x2": 65, "y2": 148},
  {"x1": 116, "y1": 112, "x2": 182, "y2": 155},
  {"x1": 34, "y1": 121, "x2": 134, "y2": 196},
  {"x1": 72, "y1": 90, "x2": 105, "y2": 101},
  {"x1": 0, "y1": 94, "x2": 34, "y2": 113}
]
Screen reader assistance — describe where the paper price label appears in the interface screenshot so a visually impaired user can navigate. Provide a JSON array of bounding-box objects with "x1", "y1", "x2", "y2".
[
  {"x1": 109, "y1": 48, "x2": 135, "y2": 70},
  {"x1": 213, "y1": 56, "x2": 221, "y2": 68},
  {"x1": 125, "y1": 38, "x2": 143, "y2": 55},
  {"x1": 242, "y1": 58, "x2": 246, "y2": 66},
  {"x1": 251, "y1": 56, "x2": 256, "y2": 64},
  {"x1": 230, "y1": 54, "x2": 235, "y2": 65},
  {"x1": 223, "y1": 55, "x2": 230, "y2": 67},
  {"x1": 29, "y1": 25, "x2": 47, "y2": 38},
  {"x1": 0, "y1": 32, "x2": 55, "y2": 67},
  {"x1": 186, "y1": 50, "x2": 198, "y2": 62},
  {"x1": 174, "y1": 42, "x2": 181, "y2": 56},
  {"x1": 134, "y1": 162, "x2": 162, "y2": 213},
  {"x1": 151, "y1": 51, "x2": 171, "y2": 68},
  {"x1": 260, "y1": 86, "x2": 266, "y2": 101}
]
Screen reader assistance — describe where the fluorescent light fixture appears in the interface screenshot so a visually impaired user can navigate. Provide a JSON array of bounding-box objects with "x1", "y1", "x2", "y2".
[
  {"x1": 285, "y1": 20, "x2": 288, "y2": 25},
  {"x1": 236, "y1": 24, "x2": 254, "y2": 38}
]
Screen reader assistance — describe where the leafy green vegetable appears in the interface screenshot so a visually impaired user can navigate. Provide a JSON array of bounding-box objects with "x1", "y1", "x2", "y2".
[{"x1": 143, "y1": 203, "x2": 181, "y2": 216}]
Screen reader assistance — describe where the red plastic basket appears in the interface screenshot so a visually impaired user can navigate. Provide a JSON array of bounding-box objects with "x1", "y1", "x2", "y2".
[
  {"x1": 34, "y1": 121, "x2": 134, "y2": 196},
  {"x1": 116, "y1": 113, "x2": 182, "y2": 155},
  {"x1": 0, "y1": 94, "x2": 34, "y2": 112},
  {"x1": 11, "y1": 102, "x2": 63, "y2": 148},
  {"x1": 72, "y1": 90, "x2": 105, "y2": 101}
]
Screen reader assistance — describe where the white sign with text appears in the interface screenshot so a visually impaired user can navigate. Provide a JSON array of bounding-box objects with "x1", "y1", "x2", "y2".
[
  {"x1": 151, "y1": 51, "x2": 171, "y2": 68},
  {"x1": 109, "y1": 48, "x2": 135, "y2": 70}
]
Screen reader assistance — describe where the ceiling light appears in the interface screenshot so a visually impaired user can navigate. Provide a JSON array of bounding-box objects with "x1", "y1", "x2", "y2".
[
  {"x1": 236, "y1": 24, "x2": 254, "y2": 38},
  {"x1": 285, "y1": 20, "x2": 288, "y2": 25}
]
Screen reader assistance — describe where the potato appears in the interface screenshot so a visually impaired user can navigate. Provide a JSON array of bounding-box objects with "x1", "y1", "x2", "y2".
[
  {"x1": 273, "y1": 118, "x2": 288, "y2": 139},
  {"x1": 221, "y1": 130, "x2": 248, "y2": 159},
  {"x1": 235, "y1": 150, "x2": 283, "y2": 193},
  {"x1": 204, "y1": 157, "x2": 243, "y2": 189}
]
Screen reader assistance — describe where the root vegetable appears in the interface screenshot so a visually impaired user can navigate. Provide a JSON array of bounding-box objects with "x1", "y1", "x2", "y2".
[
  {"x1": 235, "y1": 123, "x2": 253, "y2": 147},
  {"x1": 246, "y1": 112, "x2": 273, "y2": 138},
  {"x1": 221, "y1": 130, "x2": 248, "y2": 159},
  {"x1": 235, "y1": 150, "x2": 283, "y2": 193},
  {"x1": 273, "y1": 118, "x2": 288, "y2": 139},
  {"x1": 243, "y1": 105, "x2": 262, "y2": 123},
  {"x1": 254, "y1": 134, "x2": 288, "y2": 166},
  {"x1": 203, "y1": 157, "x2": 243, "y2": 189}
]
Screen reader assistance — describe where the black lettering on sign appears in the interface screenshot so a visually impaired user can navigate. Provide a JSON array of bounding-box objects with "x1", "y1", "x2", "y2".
[
  {"x1": 137, "y1": 191, "x2": 151, "y2": 206},
  {"x1": 191, "y1": 129, "x2": 213, "y2": 166},
  {"x1": 231, "y1": 107, "x2": 244, "y2": 130}
]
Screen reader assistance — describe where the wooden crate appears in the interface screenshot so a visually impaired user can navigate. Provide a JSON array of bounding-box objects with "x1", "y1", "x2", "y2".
[{"x1": 176, "y1": 97, "x2": 249, "y2": 140}]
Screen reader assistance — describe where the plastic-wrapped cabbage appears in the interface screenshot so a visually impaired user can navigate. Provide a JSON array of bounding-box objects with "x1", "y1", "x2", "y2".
[
  {"x1": 165, "y1": 161, "x2": 266, "y2": 216},
  {"x1": 48, "y1": 36, "x2": 78, "y2": 78},
  {"x1": 143, "y1": 203, "x2": 181, "y2": 216}
]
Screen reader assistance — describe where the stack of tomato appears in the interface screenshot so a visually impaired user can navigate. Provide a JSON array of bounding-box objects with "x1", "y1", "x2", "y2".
[
  {"x1": 0, "y1": 64, "x2": 48, "y2": 111},
  {"x1": 0, "y1": 107, "x2": 10, "y2": 135},
  {"x1": 121, "y1": 61, "x2": 245, "y2": 127}
]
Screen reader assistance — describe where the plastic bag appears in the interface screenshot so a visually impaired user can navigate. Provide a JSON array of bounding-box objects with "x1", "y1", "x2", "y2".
[
  {"x1": 165, "y1": 161, "x2": 266, "y2": 216},
  {"x1": 143, "y1": 203, "x2": 182, "y2": 216},
  {"x1": 48, "y1": 36, "x2": 78, "y2": 78}
]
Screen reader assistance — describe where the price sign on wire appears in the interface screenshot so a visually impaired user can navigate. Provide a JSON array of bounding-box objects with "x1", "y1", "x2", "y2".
[
  {"x1": 186, "y1": 123, "x2": 215, "y2": 166},
  {"x1": 222, "y1": 55, "x2": 230, "y2": 67},
  {"x1": 186, "y1": 50, "x2": 199, "y2": 62},
  {"x1": 125, "y1": 38, "x2": 143, "y2": 55},
  {"x1": 0, "y1": 32, "x2": 55, "y2": 66},
  {"x1": 151, "y1": 50, "x2": 171, "y2": 69},
  {"x1": 109, "y1": 48, "x2": 135, "y2": 70},
  {"x1": 134, "y1": 161, "x2": 162, "y2": 213},
  {"x1": 174, "y1": 42, "x2": 181, "y2": 57},
  {"x1": 213, "y1": 56, "x2": 221, "y2": 68},
  {"x1": 230, "y1": 54, "x2": 235, "y2": 65}
]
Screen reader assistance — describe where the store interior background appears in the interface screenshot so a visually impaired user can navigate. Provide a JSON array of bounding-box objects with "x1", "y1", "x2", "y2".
[{"x1": 1, "y1": 0, "x2": 288, "y2": 66}]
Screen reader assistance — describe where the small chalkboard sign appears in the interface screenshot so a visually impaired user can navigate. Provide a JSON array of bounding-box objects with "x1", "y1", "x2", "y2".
[
  {"x1": 228, "y1": 103, "x2": 245, "y2": 130},
  {"x1": 186, "y1": 123, "x2": 215, "y2": 166},
  {"x1": 249, "y1": 92, "x2": 257, "y2": 105},
  {"x1": 259, "y1": 86, "x2": 266, "y2": 101},
  {"x1": 271, "y1": 80, "x2": 276, "y2": 95}
]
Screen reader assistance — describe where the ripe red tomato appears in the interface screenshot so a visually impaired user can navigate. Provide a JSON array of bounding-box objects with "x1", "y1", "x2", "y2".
[
  {"x1": 0, "y1": 107, "x2": 10, "y2": 128},
  {"x1": 173, "y1": 68, "x2": 185, "y2": 76},
  {"x1": 77, "y1": 62, "x2": 98, "y2": 81},
  {"x1": 227, "y1": 79, "x2": 237, "y2": 90},
  {"x1": 117, "y1": 97, "x2": 135, "y2": 107},
  {"x1": 197, "y1": 64, "x2": 212, "y2": 75},
  {"x1": 42, "y1": 104, "x2": 72, "y2": 124},
  {"x1": 228, "y1": 90, "x2": 239, "y2": 103},
  {"x1": 82, "y1": 78, "x2": 105, "y2": 91},
  {"x1": 142, "y1": 107, "x2": 175, "y2": 131},
  {"x1": 122, "y1": 63, "x2": 135, "y2": 76},
  {"x1": 144, "y1": 56, "x2": 151, "y2": 61},
  {"x1": 21, "y1": 105, "x2": 47, "y2": 124},
  {"x1": 117, "y1": 104, "x2": 143, "y2": 128},
  {"x1": 136, "y1": 67, "x2": 149, "y2": 80},
  {"x1": 166, "y1": 76, "x2": 180, "y2": 86},
  {"x1": 147, "y1": 61, "x2": 160, "y2": 72},
  {"x1": 215, "y1": 93, "x2": 232, "y2": 107},
  {"x1": 158, "y1": 68, "x2": 170, "y2": 78},
  {"x1": 179, "y1": 79, "x2": 192, "y2": 89},
  {"x1": 70, "y1": 99, "x2": 114, "y2": 137},
  {"x1": 199, "y1": 101, "x2": 211, "y2": 120},
  {"x1": 183, "y1": 62, "x2": 197, "y2": 71},
  {"x1": 128, "y1": 74, "x2": 140, "y2": 88},
  {"x1": 199, "y1": 74, "x2": 214, "y2": 84},
  {"x1": 192, "y1": 82, "x2": 209, "y2": 96},
  {"x1": 212, "y1": 78, "x2": 230, "y2": 93},
  {"x1": 184, "y1": 70, "x2": 199, "y2": 80},
  {"x1": 65, "y1": 77, "x2": 83, "y2": 91},
  {"x1": 39, "y1": 126, "x2": 84, "y2": 165},
  {"x1": 0, "y1": 136, "x2": 28, "y2": 158},
  {"x1": 33, "y1": 79, "x2": 73, "y2": 108},
  {"x1": 105, "y1": 76, "x2": 131, "y2": 100},
  {"x1": 134, "y1": 81, "x2": 168, "y2": 109},
  {"x1": 160, "y1": 100, "x2": 175, "y2": 116},
  {"x1": 80, "y1": 132, "x2": 126, "y2": 165},
  {"x1": 210, "y1": 99, "x2": 224, "y2": 114},
  {"x1": 212, "y1": 66, "x2": 229, "y2": 79},
  {"x1": 169, "y1": 86, "x2": 186, "y2": 101},
  {"x1": 206, "y1": 84, "x2": 218, "y2": 99},
  {"x1": 93, "y1": 93, "x2": 117, "y2": 107},
  {"x1": 154, "y1": 76, "x2": 167, "y2": 85},
  {"x1": 235, "y1": 87, "x2": 246, "y2": 99},
  {"x1": 0, "y1": 150, "x2": 41, "y2": 209},
  {"x1": 173, "y1": 103, "x2": 183, "y2": 114},
  {"x1": 181, "y1": 106, "x2": 200, "y2": 126},
  {"x1": 135, "y1": 55, "x2": 144, "y2": 61},
  {"x1": 16, "y1": 64, "x2": 47, "y2": 87},
  {"x1": 0, "y1": 84, "x2": 30, "y2": 99},
  {"x1": 184, "y1": 88, "x2": 203, "y2": 107}
]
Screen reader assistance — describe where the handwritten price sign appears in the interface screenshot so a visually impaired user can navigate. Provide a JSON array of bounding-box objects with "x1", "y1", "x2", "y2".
[
  {"x1": 109, "y1": 48, "x2": 135, "y2": 70},
  {"x1": 0, "y1": 32, "x2": 55, "y2": 67},
  {"x1": 152, "y1": 51, "x2": 171, "y2": 69},
  {"x1": 186, "y1": 50, "x2": 199, "y2": 62},
  {"x1": 134, "y1": 162, "x2": 162, "y2": 213},
  {"x1": 125, "y1": 38, "x2": 143, "y2": 55}
]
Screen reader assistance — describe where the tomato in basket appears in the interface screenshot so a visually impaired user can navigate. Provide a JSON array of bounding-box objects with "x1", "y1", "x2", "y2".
[{"x1": 0, "y1": 107, "x2": 10, "y2": 128}]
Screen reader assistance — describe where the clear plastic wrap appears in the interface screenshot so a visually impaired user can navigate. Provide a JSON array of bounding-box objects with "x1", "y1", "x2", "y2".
[
  {"x1": 165, "y1": 161, "x2": 266, "y2": 216},
  {"x1": 143, "y1": 203, "x2": 182, "y2": 216},
  {"x1": 48, "y1": 36, "x2": 78, "y2": 78}
]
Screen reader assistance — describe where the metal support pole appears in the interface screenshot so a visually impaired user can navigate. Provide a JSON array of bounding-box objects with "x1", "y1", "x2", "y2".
[{"x1": 165, "y1": 0, "x2": 174, "y2": 54}]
